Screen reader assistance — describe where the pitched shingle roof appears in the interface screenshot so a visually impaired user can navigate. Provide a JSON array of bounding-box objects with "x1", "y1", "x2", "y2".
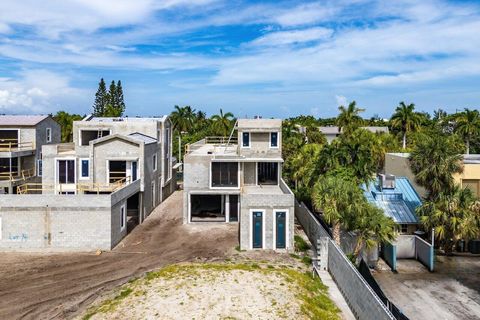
[{"x1": 0, "y1": 115, "x2": 49, "y2": 126}]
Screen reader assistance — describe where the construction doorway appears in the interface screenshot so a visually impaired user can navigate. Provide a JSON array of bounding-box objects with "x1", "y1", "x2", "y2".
[
  {"x1": 108, "y1": 161, "x2": 126, "y2": 183},
  {"x1": 126, "y1": 192, "x2": 140, "y2": 233},
  {"x1": 190, "y1": 194, "x2": 225, "y2": 222}
]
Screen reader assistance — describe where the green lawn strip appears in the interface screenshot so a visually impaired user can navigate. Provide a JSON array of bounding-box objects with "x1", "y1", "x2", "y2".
[{"x1": 81, "y1": 262, "x2": 340, "y2": 320}]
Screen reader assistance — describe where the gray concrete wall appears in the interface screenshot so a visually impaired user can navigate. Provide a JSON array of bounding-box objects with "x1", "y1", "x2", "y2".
[
  {"x1": 239, "y1": 192, "x2": 294, "y2": 250},
  {"x1": 394, "y1": 235, "x2": 416, "y2": 259},
  {"x1": 238, "y1": 132, "x2": 282, "y2": 159},
  {"x1": 0, "y1": 194, "x2": 112, "y2": 250},
  {"x1": 243, "y1": 162, "x2": 256, "y2": 185},
  {"x1": 328, "y1": 240, "x2": 395, "y2": 320}
]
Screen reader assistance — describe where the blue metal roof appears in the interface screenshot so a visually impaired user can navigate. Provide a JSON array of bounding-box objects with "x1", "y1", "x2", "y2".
[{"x1": 363, "y1": 177, "x2": 422, "y2": 224}]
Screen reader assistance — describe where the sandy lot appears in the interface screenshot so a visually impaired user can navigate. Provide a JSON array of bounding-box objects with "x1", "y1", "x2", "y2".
[
  {"x1": 0, "y1": 191, "x2": 238, "y2": 320},
  {"x1": 374, "y1": 256, "x2": 480, "y2": 320},
  {"x1": 80, "y1": 263, "x2": 340, "y2": 320}
]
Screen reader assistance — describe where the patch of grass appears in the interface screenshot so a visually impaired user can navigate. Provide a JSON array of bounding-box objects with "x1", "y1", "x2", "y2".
[
  {"x1": 290, "y1": 253, "x2": 301, "y2": 259},
  {"x1": 234, "y1": 245, "x2": 245, "y2": 252},
  {"x1": 301, "y1": 256, "x2": 313, "y2": 266},
  {"x1": 82, "y1": 288, "x2": 133, "y2": 320},
  {"x1": 294, "y1": 235, "x2": 311, "y2": 252}
]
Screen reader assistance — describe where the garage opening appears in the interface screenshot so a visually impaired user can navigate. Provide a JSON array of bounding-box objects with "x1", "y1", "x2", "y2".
[
  {"x1": 126, "y1": 192, "x2": 140, "y2": 233},
  {"x1": 191, "y1": 194, "x2": 225, "y2": 222}
]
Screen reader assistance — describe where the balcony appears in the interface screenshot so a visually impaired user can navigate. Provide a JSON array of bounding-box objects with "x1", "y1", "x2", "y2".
[
  {"x1": 0, "y1": 140, "x2": 35, "y2": 152},
  {"x1": 185, "y1": 136, "x2": 238, "y2": 157},
  {"x1": 17, "y1": 176, "x2": 132, "y2": 195},
  {"x1": 0, "y1": 168, "x2": 35, "y2": 182}
]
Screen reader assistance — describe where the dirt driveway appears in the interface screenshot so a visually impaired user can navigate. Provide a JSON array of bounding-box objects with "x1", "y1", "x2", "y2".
[
  {"x1": 0, "y1": 191, "x2": 238, "y2": 320},
  {"x1": 374, "y1": 256, "x2": 480, "y2": 320}
]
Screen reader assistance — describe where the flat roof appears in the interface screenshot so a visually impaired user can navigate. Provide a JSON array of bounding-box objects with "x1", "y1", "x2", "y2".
[
  {"x1": 128, "y1": 132, "x2": 157, "y2": 144},
  {"x1": 83, "y1": 115, "x2": 168, "y2": 122},
  {"x1": 387, "y1": 153, "x2": 480, "y2": 164},
  {"x1": 0, "y1": 115, "x2": 49, "y2": 126},
  {"x1": 237, "y1": 118, "x2": 282, "y2": 130},
  {"x1": 319, "y1": 126, "x2": 389, "y2": 134}
]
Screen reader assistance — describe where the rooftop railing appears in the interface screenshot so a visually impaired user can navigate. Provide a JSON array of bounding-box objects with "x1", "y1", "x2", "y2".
[{"x1": 185, "y1": 136, "x2": 238, "y2": 155}]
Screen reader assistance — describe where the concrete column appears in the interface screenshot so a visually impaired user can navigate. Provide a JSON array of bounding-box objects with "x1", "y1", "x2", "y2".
[
  {"x1": 317, "y1": 237, "x2": 329, "y2": 271},
  {"x1": 225, "y1": 194, "x2": 230, "y2": 223}
]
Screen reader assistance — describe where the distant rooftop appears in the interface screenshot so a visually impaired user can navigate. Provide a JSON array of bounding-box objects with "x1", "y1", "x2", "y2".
[
  {"x1": 237, "y1": 118, "x2": 282, "y2": 130},
  {"x1": 0, "y1": 115, "x2": 49, "y2": 126},
  {"x1": 83, "y1": 115, "x2": 168, "y2": 122},
  {"x1": 363, "y1": 177, "x2": 421, "y2": 224},
  {"x1": 319, "y1": 126, "x2": 389, "y2": 134},
  {"x1": 387, "y1": 153, "x2": 480, "y2": 164}
]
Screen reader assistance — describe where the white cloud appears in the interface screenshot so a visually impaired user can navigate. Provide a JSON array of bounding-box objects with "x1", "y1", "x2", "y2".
[
  {"x1": 251, "y1": 27, "x2": 333, "y2": 46},
  {"x1": 273, "y1": 2, "x2": 339, "y2": 27},
  {"x1": 0, "y1": 70, "x2": 87, "y2": 114}
]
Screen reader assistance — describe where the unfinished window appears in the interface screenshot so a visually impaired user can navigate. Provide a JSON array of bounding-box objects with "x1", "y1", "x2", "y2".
[
  {"x1": 46, "y1": 128, "x2": 52, "y2": 143},
  {"x1": 270, "y1": 132, "x2": 278, "y2": 148},
  {"x1": 153, "y1": 154, "x2": 157, "y2": 171},
  {"x1": 120, "y1": 205, "x2": 126, "y2": 231},
  {"x1": 211, "y1": 162, "x2": 238, "y2": 188},
  {"x1": 109, "y1": 161, "x2": 126, "y2": 183},
  {"x1": 257, "y1": 162, "x2": 278, "y2": 185},
  {"x1": 37, "y1": 159, "x2": 42, "y2": 177},
  {"x1": 0, "y1": 157, "x2": 18, "y2": 180},
  {"x1": 0, "y1": 130, "x2": 19, "y2": 150},
  {"x1": 80, "y1": 130, "x2": 110, "y2": 146},
  {"x1": 242, "y1": 132, "x2": 250, "y2": 147},
  {"x1": 58, "y1": 160, "x2": 75, "y2": 184},
  {"x1": 190, "y1": 194, "x2": 226, "y2": 222},
  {"x1": 400, "y1": 224, "x2": 408, "y2": 234}
]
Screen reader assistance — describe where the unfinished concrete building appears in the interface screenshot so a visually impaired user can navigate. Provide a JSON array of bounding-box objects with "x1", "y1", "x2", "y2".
[
  {"x1": 183, "y1": 118, "x2": 295, "y2": 250},
  {"x1": 0, "y1": 115, "x2": 60, "y2": 194},
  {"x1": 0, "y1": 116, "x2": 175, "y2": 250}
]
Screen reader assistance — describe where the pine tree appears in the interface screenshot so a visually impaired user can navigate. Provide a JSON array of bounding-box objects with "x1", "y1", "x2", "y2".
[
  {"x1": 108, "y1": 80, "x2": 117, "y2": 111},
  {"x1": 116, "y1": 80, "x2": 126, "y2": 116},
  {"x1": 92, "y1": 78, "x2": 108, "y2": 116}
]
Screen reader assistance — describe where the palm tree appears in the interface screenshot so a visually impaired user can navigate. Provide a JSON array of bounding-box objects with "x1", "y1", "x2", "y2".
[
  {"x1": 312, "y1": 175, "x2": 365, "y2": 245},
  {"x1": 353, "y1": 203, "x2": 396, "y2": 257},
  {"x1": 336, "y1": 101, "x2": 365, "y2": 134},
  {"x1": 53, "y1": 111, "x2": 83, "y2": 142},
  {"x1": 211, "y1": 108, "x2": 235, "y2": 136},
  {"x1": 390, "y1": 102, "x2": 422, "y2": 149},
  {"x1": 418, "y1": 186, "x2": 480, "y2": 254},
  {"x1": 170, "y1": 105, "x2": 196, "y2": 132},
  {"x1": 409, "y1": 133, "x2": 464, "y2": 200},
  {"x1": 454, "y1": 108, "x2": 480, "y2": 154},
  {"x1": 291, "y1": 143, "x2": 323, "y2": 190}
]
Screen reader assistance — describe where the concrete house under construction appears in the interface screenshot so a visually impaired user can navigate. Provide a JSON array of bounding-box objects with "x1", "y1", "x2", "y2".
[
  {"x1": 0, "y1": 115, "x2": 175, "y2": 251},
  {"x1": 183, "y1": 118, "x2": 295, "y2": 250},
  {"x1": 0, "y1": 115, "x2": 61, "y2": 194}
]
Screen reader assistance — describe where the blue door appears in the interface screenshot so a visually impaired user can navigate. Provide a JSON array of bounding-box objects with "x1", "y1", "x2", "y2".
[
  {"x1": 132, "y1": 161, "x2": 137, "y2": 181},
  {"x1": 252, "y1": 211, "x2": 263, "y2": 248},
  {"x1": 276, "y1": 211, "x2": 286, "y2": 249}
]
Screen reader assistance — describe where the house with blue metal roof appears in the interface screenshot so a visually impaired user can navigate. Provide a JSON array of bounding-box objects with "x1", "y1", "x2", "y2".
[{"x1": 363, "y1": 174, "x2": 422, "y2": 234}]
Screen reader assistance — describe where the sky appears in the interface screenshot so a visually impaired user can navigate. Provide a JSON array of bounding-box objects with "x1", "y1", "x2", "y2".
[{"x1": 0, "y1": 0, "x2": 480, "y2": 118}]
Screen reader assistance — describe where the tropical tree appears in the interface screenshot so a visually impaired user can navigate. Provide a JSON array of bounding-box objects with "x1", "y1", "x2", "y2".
[
  {"x1": 53, "y1": 111, "x2": 83, "y2": 142},
  {"x1": 418, "y1": 186, "x2": 480, "y2": 254},
  {"x1": 390, "y1": 102, "x2": 422, "y2": 149},
  {"x1": 170, "y1": 105, "x2": 196, "y2": 132},
  {"x1": 454, "y1": 108, "x2": 480, "y2": 154},
  {"x1": 211, "y1": 108, "x2": 235, "y2": 136},
  {"x1": 409, "y1": 133, "x2": 464, "y2": 200},
  {"x1": 312, "y1": 175, "x2": 365, "y2": 245},
  {"x1": 290, "y1": 143, "x2": 323, "y2": 191},
  {"x1": 352, "y1": 203, "x2": 396, "y2": 257},
  {"x1": 336, "y1": 101, "x2": 365, "y2": 134}
]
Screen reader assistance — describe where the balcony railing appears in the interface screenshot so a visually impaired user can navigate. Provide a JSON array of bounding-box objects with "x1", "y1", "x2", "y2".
[
  {"x1": 0, "y1": 139, "x2": 35, "y2": 152},
  {"x1": 0, "y1": 168, "x2": 35, "y2": 181},
  {"x1": 16, "y1": 176, "x2": 131, "y2": 194}
]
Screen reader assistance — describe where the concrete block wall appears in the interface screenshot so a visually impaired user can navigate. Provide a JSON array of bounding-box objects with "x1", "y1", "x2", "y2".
[
  {"x1": 240, "y1": 192, "x2": 294, "y2": 250},
  {"x1": 0, "y1": 194, "x2": 112, "y2": 251}
]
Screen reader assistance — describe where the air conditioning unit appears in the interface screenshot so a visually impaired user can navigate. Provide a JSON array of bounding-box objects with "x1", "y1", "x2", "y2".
[{"x1": 378, "y1": 174, "x2": 395, "y2": 190}]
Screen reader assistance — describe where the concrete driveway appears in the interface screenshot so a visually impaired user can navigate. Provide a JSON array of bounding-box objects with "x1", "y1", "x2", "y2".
[
  {"x1": 374, "y1": 256, "x2": 480, "y2": 320},
  {"x1": 0, "y1": 191, "x2": 238, "y2": 320}
]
